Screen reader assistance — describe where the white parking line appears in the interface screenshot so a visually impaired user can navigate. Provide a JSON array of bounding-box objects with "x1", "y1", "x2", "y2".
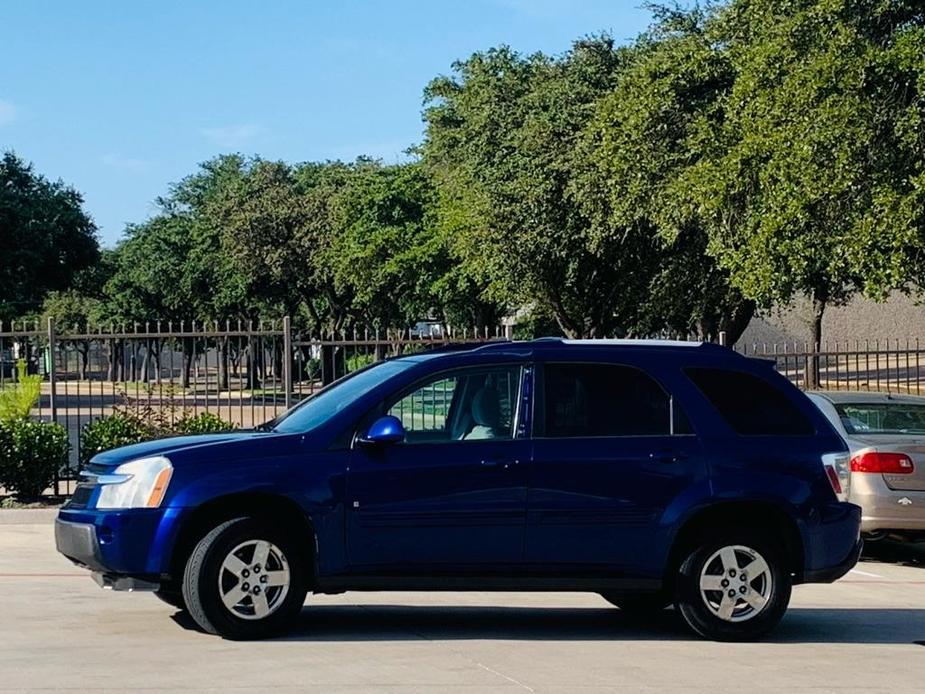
[{"x1": 849, "y1": 568, "x2": 886, "y2": 578}]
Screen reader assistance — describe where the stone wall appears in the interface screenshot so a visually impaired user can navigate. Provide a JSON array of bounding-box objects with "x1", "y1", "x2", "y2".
[{"x1": 736, "y1": 290, "x2": 925, "y2": 348}]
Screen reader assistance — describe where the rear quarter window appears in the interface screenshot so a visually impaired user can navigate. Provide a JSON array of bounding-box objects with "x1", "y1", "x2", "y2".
[{"x1": 685, "y1": 367, "x2": 814, "y2": 436}]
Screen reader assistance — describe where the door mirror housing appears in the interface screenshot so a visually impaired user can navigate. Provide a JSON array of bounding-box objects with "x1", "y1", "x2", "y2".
[{"x1": 359, "y1": 415, "x2": 405, "y2": 446}]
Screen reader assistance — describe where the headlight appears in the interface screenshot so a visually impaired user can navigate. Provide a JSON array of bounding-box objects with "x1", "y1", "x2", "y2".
[{"x1": 96, "y1": 456, "x2": 173, "y2": 509}]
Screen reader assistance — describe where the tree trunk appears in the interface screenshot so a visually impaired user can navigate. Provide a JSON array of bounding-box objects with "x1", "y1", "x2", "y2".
[
  {"x1": 808, "y1": 294, "x2": 827, "y2": 389},
  {"x1": 77, "y1": 342, "x2": 89, "y2": 380},
  {"x1": 181, "y1": 338, "x2": 193, "y2": 388},
  {"x1": 152, "y1": 339, "x2": 162, "y2": 384},
  {"x1": 217, "y1": 336, "x2": 229, "y2": 391},
  {"x1": 320, "y1": 345, "x2": 344, "y2": 386},
  {"x1": 139, "y1": 343, "x2": 150, "y2": 382}
]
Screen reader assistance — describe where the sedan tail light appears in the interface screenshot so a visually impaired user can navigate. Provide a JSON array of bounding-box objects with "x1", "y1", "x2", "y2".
[
  {"x1": 822, "y1": 453, "x2": 850, "y2": 501},
  {"x1": 850, "y1": 452, "x2": 915, "y2": 474}
]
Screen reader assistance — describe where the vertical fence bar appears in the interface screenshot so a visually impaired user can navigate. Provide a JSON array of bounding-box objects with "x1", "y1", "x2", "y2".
[
  {"x1": 283, "y1": 316, "x2": 293, "y2": 410},
  {"x1": 46, "y1": 318, "x2": 59, "y2": 494}
]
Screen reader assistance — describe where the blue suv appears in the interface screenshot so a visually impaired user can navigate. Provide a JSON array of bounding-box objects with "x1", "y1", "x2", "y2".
[{"x1": 55, "y1": 339, "x2": 861, "y2": 641}]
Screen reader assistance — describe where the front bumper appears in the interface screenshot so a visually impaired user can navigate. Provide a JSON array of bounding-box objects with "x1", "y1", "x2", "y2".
[
  {"x1": 55, "y1": 507, "x2": 185, "y2": 580},
  {"x1": 55, "y1": 517, "x2": 162, "y2": 591},
  {"x1": 55, "y1": 518, "x2": 107, "y2": 572}
]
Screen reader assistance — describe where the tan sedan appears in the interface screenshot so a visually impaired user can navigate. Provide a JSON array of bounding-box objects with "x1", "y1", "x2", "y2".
[{"x1": 808, "y1": 391, "x2": 925, "y2": 542}]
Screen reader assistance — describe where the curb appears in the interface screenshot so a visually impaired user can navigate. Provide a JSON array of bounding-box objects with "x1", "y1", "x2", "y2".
[{"x1": 0, "y1": 508, "x2": 60, "y2": 524}]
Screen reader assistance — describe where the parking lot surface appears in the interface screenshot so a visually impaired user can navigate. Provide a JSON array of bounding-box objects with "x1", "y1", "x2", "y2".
[{"x1": 2, "y1": 512, "x2": 924, "y2": 693}]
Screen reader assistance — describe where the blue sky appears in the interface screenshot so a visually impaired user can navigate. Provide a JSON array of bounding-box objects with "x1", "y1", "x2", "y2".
[{"x1": 0, "y1": 1, "x2": 654, "y2": 246}]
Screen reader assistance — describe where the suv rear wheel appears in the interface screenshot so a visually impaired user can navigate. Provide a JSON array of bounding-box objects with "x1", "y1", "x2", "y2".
[
  {"x1": 182, "y1": 517, "x2": 308, "y2": 639},
  {"x1": 675, "y1": 532, "x2": 791, "y2": 641}
]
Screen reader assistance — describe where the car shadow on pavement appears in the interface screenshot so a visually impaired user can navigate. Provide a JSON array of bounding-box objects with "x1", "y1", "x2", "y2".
[
  {"x1": 173, "y1": 604, "x2": 925, "y2": 645},
  {"x1": 861, "y1": 540, "x2": 925, "y2": 569}
]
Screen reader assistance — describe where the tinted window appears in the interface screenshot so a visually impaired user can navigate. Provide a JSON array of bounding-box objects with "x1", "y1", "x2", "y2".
[
  {"x1": 686, "y1": 367, "x2": 814, "y2": 436},
  {"x1": 388, "y1": 365, "x2": 521, "y2": 444},
  {"x1": 541, "y1": 364, "x2": 680, "y2": 437}
]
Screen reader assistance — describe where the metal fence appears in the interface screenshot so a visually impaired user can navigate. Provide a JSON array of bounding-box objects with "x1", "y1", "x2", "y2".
[
  {"x1": 735, "y1": 339, "x2": 925, "y2": 394},
  {"x1": 2, "y1": 319, "x2": 925, "y2": 497},
  {"x1": 0, "y1": 318, "x2": 510, "y2": 495}
]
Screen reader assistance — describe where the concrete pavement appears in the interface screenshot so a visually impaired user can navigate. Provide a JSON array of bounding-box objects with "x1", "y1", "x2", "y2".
[{"x1": 1, "y1": 512, "x2": 924, "y2": 692}]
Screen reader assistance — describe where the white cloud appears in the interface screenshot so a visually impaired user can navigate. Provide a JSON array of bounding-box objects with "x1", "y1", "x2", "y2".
[
  {"x1": 200, "y1": 124, "x2": 263, "y2": 148},
  {"x1": 0, "y1": 99, "x2": 17, "y2": 126},
  {"x1": 101, "y1": 153, "x2": 149, "y2": 172}
]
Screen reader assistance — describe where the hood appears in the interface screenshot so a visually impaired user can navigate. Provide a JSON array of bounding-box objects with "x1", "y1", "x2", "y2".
[{"x1": 88, "y1": 431, "x2": 277, "y2": 469}]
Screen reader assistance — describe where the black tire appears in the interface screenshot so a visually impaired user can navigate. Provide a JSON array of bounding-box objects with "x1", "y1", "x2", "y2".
[
  {"x1": 675, "y1": 531, "x2": 791, "y2": 641},
  {"x1": 181, "y1": 517, "x2": 308, "y2": 639},
  {"x1": 600, "y1": 591, "x2": 671, "y2": 613},
  {"x1": 154, "y1": 586, "x2": 186, "y2": 611}
]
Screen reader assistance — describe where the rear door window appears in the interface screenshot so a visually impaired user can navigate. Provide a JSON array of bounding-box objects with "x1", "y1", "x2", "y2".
[
  {"x1": 685, "y1": 367, "x2": 814, "y2": 436},
  {"x1": 539, "y1": 363, "x2": 689, "y2": 438}
]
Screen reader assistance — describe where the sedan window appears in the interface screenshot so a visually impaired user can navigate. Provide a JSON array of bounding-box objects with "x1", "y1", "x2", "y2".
[{"x1": 835, "y1": 403, "x2": 925, "y2": 435}]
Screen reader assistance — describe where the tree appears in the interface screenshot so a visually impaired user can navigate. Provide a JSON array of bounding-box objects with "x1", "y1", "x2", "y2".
[
  {"x1": 681, "y1": 0, "x2": 925, "y2": 367},
  {"x1": 586, "y1": 6, "x2": 755, "y2": 343},
  {"x1": 423, "y1": 38, "x2": 661, "y2": 338},
  {"x1": 327, "y1": 160, "x2": 505, "y2": 331},
  {"x1": 0, "y1": 152, "x2": 99, "y2": 322}
]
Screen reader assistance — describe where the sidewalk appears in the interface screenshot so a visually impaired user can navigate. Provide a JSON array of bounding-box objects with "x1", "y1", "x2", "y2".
[{"x1": 0, "y1": 507, "x2": 59, "y2": 524}]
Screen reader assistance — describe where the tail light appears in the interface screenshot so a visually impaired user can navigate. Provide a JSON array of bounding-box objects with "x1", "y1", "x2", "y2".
[
  {"x1": 822, "y1": 453, "x2": 850, "y2": 501},
  {"x1": 850, "y1": 452, "x2": 915, "y2": 474}
]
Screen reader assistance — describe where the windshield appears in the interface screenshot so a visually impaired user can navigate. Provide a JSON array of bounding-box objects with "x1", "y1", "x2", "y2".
[
  {"x1": 835, "y1": 402, "x2": 925, "y2": 435},
  {"x1": 271, "y1": 360, "x2": 414, "y2": 434}
]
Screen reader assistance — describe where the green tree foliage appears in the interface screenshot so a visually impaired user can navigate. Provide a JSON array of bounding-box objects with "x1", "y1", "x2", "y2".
[
  {"x1": 423, "y1": 38, "x2": 661, "y2": 338},
  {"x1": 681, "y1": 0, "x2": 925, "y2": 348},
  {"x1": 0, "y1": 152, "x2": 99, "y2": 322},
  {"x1": 587, "y1": 7, "x2": 755, "y2": 343}
]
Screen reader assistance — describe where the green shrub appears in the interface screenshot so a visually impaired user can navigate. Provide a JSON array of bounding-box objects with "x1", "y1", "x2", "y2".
[
  {"x1": 80, "y1": 413, "x2": 152, "y2": 467},
  {"x1": 174, "y1": 411, "x2": 236, "y2": 435},
  {"x1": 0, "y1": 360, "x2": 43, "y2": 423},
  {"x1": 345, "y1": 352, "x2": 375, "y2": 374},
  {"x1": 0, "y1": 418, "x2": 69, "y2": 500}
]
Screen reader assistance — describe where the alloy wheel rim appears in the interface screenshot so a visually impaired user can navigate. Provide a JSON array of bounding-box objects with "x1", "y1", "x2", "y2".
[
  {"x1": 218, "y1": 539, "x2": 291, "y2": 620},
  {"x1": 699, "y1": 544, "x2": 773, "y2": 623}
]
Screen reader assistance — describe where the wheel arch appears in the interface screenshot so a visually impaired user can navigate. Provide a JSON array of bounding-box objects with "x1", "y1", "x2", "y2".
[
  {"x1": 665, "y1": 501, "x2": 805, "y2": 588},
  {"x1": 166, "y1": 492, "x2": 318, "y2": 585}
]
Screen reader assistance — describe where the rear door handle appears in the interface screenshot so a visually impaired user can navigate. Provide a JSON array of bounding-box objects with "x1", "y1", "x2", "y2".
[
  {"x1": 481, "y1": 458, "x2": 518, "y2": 470},
  {"x1": 649, "y1": 451, "x2": 686, "y2": 465}
]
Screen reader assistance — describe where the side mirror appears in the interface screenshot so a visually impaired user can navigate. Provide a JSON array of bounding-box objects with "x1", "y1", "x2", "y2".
[{"x1": 359, "y1": 415, "x2": 405, "y2": 446}]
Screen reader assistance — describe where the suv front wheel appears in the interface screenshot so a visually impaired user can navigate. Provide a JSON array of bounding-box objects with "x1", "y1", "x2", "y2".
[
  {"x1": 182, "y1": 517, "x2": 308, "y2": 639},
  {"x1": 675, "y1": 532, "x2": 791, "y2": 641}
]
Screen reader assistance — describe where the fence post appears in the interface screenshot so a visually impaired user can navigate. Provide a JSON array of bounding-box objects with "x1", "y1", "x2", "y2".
[
  {"x1": 718, "y1": 331, "x2": 727, "y2": 347},
  {"x1": 47, "y1": 317, "x2": 57, "y2": 425},
  {"x1": 282, "y1": 315, "x2": 293, "y2": 409},
  {"x1": 47, "y1": 318, "x2": 59, "y2": 496}
]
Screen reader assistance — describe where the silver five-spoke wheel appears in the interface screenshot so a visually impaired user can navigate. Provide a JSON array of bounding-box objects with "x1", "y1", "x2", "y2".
[
  {"x1": 219, "y1": 540, "x2": 291, "y2": 620},
  {"x1": 698, "y1": 544, "x2": 772, "y2": 623}
]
